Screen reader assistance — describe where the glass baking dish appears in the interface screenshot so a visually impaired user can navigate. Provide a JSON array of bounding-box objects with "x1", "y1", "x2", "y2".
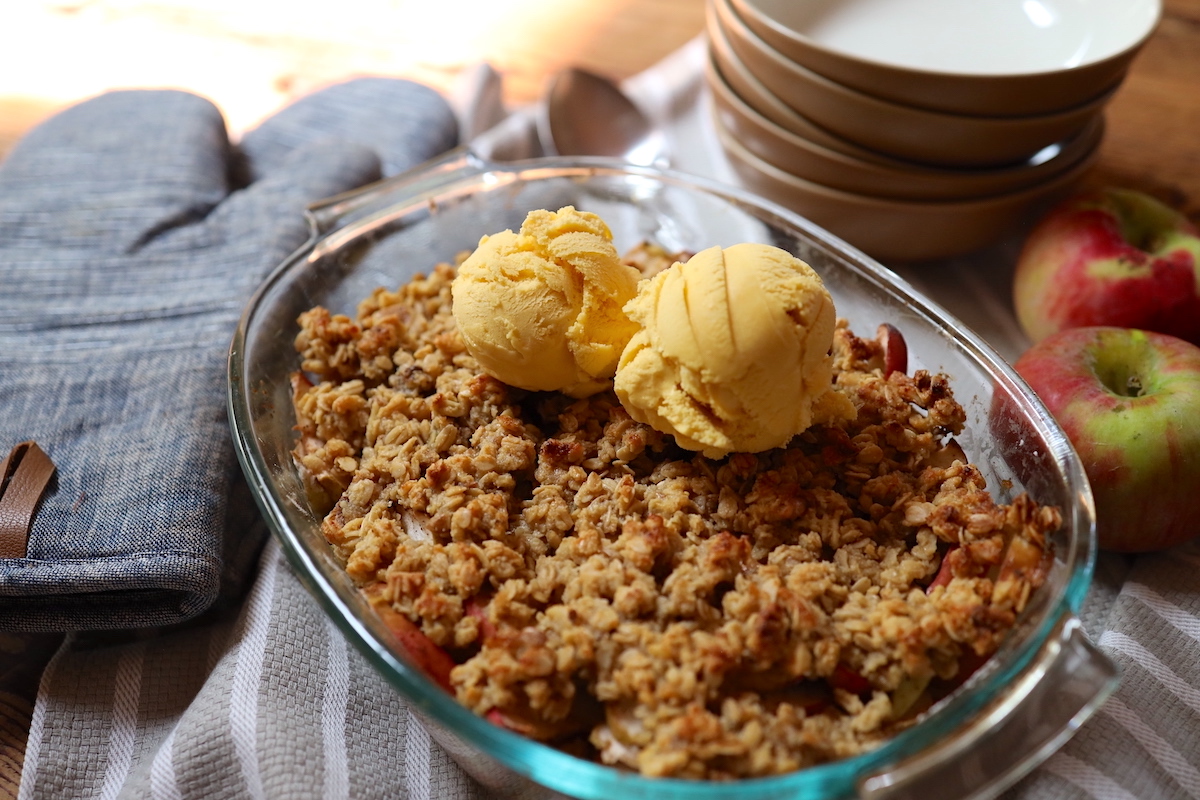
[{"x1": 227, "y1": 151, "x2": 1117, "y2": 800}]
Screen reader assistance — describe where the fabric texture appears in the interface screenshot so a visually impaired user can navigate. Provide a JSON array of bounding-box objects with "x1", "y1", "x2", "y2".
[
  {"x1": 21, "y1": 539, "x2": 487, "y2": 800},
  {"x1": 12, "y1": 41, "x2": 1200, "y2": 800},
  {"x1": 0, "y1": 80, "x2": 457, "y2": 632}
]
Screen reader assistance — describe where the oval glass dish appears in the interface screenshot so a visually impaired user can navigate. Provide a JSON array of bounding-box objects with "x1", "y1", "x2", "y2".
[{"x1": 228, "y1": 152, "x2": 1117, "y2": 800}]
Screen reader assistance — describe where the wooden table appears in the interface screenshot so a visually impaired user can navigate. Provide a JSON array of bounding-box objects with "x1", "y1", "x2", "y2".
[
  {"x1": 0, "y1": 0, "x2": 707, "y2": 160},
  {"x1": 1085, "y1": 0, "x2": 1200, "y2": 217},
  {"x1": 1, "y1": 0, "x2": 1198, "y2": 795}
]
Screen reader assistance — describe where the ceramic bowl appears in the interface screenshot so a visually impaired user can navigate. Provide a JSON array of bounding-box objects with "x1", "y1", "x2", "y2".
[
  {"x1": 714, "y1": 123, "x2": 1098, "y2": 262},
  {"x1": 709, "y1": 0, "x2": 1114, "y2": 168},
  {"x1": 707, "y1": 8, "x2": 902, "y2": 165},
  {"x1": 707, "y1": 49, "x2": 1106, "y2": 201},
  {"x1": 728, "y1": 0, "x2": 1161, "y2": 117}
]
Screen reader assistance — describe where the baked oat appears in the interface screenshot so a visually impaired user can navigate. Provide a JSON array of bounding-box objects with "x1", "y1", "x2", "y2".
[{"x1": 289, "y1": 245, "x2": 1058, "y2": 780}]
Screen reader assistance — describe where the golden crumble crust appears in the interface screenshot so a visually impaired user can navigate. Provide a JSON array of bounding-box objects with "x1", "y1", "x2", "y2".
[{"x1": 290, "y1": 248, "x2": 1057, "y2": 780}]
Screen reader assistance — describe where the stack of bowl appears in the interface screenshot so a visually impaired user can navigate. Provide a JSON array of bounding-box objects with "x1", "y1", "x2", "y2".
[{"x1": 704, "y1": 0, "x2": 1161, "y2": 262}]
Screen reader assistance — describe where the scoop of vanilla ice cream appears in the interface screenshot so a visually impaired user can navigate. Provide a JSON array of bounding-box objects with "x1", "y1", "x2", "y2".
[
  {"x1": 451, "y1": 206, "x2": 642, "y2": 398},
  {"x1": 614, "y1": 243, "x2": 854, "y2": 458}
]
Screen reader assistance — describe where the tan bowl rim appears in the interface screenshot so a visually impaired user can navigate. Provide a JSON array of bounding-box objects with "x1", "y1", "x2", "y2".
[
  {"x1": 713, "y1": 0, "x2": 1121, "y2": 125},
  {"x1": 715, "y1": 117, "x2": 1100, "y2": 212},
  {"x1": 729, "y1": 0, "x2": 1162, "y2": 82},
  {"x1": 705, "y1": 48, "x2": 1105, "y2": 187},
  {"x1": 706, "y1": 10, "x2": 908, "y2": 166}
]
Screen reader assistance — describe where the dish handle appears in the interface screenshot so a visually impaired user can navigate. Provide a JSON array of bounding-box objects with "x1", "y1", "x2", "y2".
[
  {"x1": 304, "y1": 145, "x2": 486, "y2": 237},
  {"x1": 859, "y1": 614, "x2": 1119, "y2": 800}
]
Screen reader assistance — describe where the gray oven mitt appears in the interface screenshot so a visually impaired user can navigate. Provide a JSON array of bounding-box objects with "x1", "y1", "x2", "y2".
[{"x1": 0, "y1": 79, "x2": 457, "y2": 631}]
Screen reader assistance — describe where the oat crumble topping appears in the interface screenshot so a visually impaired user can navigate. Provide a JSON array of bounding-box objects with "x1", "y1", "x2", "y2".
[{"x1": 289, "y1": 247, "x2": 1058, "y2": 780}]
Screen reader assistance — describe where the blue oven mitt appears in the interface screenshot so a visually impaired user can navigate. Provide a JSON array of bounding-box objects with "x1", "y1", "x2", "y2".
[{"x1": 0, "y1": 78, "x2": 458, "y2": 631}]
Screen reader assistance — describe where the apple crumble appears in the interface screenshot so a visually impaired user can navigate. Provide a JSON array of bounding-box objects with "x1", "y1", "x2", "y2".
[{"x1": 289, "y1": 246, "x2": 1058, "y2": 780}]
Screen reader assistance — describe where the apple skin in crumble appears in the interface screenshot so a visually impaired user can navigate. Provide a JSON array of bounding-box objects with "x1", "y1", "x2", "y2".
[{"x1": 289, "y1": 248, "x2": 1057, "y2": 780}]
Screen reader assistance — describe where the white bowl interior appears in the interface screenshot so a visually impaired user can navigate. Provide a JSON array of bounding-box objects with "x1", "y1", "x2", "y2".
[{"x1": 746, "y1": 0, "x2": 1160, "y2": 75}]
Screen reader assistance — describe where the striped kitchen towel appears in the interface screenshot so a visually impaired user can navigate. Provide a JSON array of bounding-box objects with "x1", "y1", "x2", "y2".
[{"x1": 19, "y1": 538, "x2": 485, "y2": 800}]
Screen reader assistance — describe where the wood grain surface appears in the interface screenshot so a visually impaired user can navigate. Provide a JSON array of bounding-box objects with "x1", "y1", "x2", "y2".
[
  {"x1": 0, "y1": 0, "x2": 1197, "y2": 794},
  {"x1": 1085, "y1": 0, "x2": 1200, "y2": 217}
]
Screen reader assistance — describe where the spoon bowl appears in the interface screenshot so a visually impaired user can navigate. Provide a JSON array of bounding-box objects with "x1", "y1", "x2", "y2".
[{"x1": 540, "y1": 67, "x2": 666, "y2": 165}]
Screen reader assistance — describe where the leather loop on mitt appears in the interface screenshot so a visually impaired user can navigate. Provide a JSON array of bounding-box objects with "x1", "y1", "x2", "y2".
[{"x1": 0, "y1": 441, "x2": 57, "y2": 558}]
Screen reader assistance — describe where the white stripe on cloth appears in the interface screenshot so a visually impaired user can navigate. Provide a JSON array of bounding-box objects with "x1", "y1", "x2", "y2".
[
  {"x1": 404, "y1": 707, "x2": 431, "y2": 800},
  {"x1": 1098, "y1": 696, "x2": 1200, "y2": 797},
  {"x1": 230, "y1": 538, "x2": 283, "y2": 800},
  {"x1": 1122, "y1": 581, "x2": 1200, "y2": 643},
  {"x1": 151, "y1": 622, "x2": 230, "y2": 800},
  {"x1": 1044, "y1": 752, "x2": 1140, "y2": 800},
  {"x1": 97, "y1": 643, "x2": 146, "y2": 800},
  {"x1": 149, "y1": 728, "x2": 182, "y2": 800},
  {"x1": 321, "y1": 619, "x2": 350, "y2": 800},
  {"x1": 16, "y1": 633, "x2": 75, "y2": 800},
  {"x1": 1100, "y1": 630, "x2": 1200, "y2": 715},
  {"x1": 209, "y1": 611, "x2": 232, "y2": 672}
]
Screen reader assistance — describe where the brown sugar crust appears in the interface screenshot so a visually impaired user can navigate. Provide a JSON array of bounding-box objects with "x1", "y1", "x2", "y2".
[{"x1": 290, "y1": 249, "x2": 1058, "y2": 780}]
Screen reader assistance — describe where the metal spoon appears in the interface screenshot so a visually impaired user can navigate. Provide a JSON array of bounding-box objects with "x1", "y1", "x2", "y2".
[
  {"x1": 539, "y1": 67, "x2": 665, "y2": 165},
  {"x1": 472, "y1": 67, "x2": 664, "y2": 165}
]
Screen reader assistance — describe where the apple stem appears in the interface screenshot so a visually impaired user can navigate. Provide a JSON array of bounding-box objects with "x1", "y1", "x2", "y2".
[{"x1": 1091, "y1": 335, "x2": 1152, "y2": 399}]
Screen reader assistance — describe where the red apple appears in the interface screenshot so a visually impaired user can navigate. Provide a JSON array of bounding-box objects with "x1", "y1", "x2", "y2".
[
  {"x1": 1013, "y1": 188, "x2": 1200, "y2": 348},
  {"x1": 1012, "y1": 326, "x2": 1200, "y2": 552}
]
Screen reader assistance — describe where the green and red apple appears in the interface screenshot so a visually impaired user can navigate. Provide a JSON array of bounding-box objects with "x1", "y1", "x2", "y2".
[
  {"x1": 1012, "y1": 326, "x2": 1200, "y2": 553},
  {"x1": 1013, "y1": 188, "x2": 1200, "y2": 347}
]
